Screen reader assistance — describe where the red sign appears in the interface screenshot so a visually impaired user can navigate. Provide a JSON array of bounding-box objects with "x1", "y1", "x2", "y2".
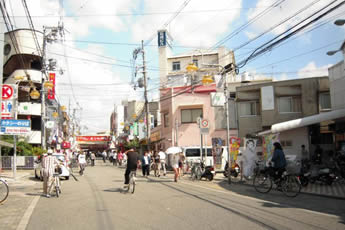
[
  {"x1": 76, "y1": 136, "x2": 111, "y2": 142},
  {"x1": 2, "y1": 84, "x2": 13, "y2": 100},
  {"x1": 47, "y1": 73, "x2": 56, "y2": 100},
  {"x1": 62, "y1": 141, "x2": 71, "y2": 149}
]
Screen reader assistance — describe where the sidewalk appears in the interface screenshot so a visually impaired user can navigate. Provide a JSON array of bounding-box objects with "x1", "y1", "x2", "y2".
[
  {"x1": 212, "y1": 173, "x2": 345, "y2": 199},
  {"x1": 0, "y1": 170, "x2": 33, "y2": 185}
]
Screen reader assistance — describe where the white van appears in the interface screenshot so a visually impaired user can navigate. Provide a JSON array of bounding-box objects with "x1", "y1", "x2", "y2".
[{"x1": 182, "y1": 146, "x2": 229, "y2": 172}]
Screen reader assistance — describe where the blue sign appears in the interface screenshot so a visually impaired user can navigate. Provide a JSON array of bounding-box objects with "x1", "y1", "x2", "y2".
[
  {"x1": 1, "y1": 119, "x2": 31, "y2": 127},
  {"x1": 158, "y1": 30, "x2": 166, "y2": 47}
]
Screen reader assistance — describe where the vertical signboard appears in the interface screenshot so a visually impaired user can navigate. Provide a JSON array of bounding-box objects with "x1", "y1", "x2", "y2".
[
  {"x1": 158, "y1": 30, "x2": 167, "y2": 47},
  {"x1": 1, "y1": 84, "x2": 17, "y2": 119},
  {"x1": 261, "y1": 86, "x2": 274, "y2": 110},
  {"x1": 47, "y1": 72, "x2": 56, "y2": 100}
]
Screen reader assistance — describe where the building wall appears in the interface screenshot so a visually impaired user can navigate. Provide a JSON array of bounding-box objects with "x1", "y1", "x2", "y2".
[
  {"x1": 237, "y1": 77, "x2": 329, "y2": 138},
  {"x1": 329, "y1": 61, "x2": 345, "y2": 110},
  {"x1": 278, "y1": 127, "x2": 309, "y2": 157}
]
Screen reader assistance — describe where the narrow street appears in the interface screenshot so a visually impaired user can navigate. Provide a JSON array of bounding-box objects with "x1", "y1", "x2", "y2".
[{"x1": 23, "y1": 164, "x2": 345, "y2": 230}]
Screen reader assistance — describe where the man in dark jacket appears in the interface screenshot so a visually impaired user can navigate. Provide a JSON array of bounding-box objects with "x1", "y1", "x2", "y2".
[
  {"x1": 271, "y1": 142, "x2": 287, "y2": 182},
  {"x1": 124, "y1": 147, "x2": 140, "y2": 188}
]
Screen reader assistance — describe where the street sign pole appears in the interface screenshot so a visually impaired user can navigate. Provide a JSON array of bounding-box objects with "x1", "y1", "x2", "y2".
[{"x1": 13, "y1": 98, "x2": 17, "y2": 180}]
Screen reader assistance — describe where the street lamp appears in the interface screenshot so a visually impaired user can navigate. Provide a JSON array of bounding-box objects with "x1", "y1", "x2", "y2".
[
  {"x1": 326, "y1": 50, "x2": 341, "y2": 56},
  {"x1": 334, "y1": 19, "x2": 345, "y2": 26}
]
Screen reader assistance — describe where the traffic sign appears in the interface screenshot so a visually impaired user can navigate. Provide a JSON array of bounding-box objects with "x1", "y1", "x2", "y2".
[
  {"x1": 2, "y1": 84, "x2": 14, "y2": 100},
  {"x1": 201, "y1": 119, "x2": 209, "y2": 128},
  {"x1": 0, "y1": 119, "x2": 31, "y2": 135}
]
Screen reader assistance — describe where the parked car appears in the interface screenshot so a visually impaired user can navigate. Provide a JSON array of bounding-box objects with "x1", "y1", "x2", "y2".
[{"x1": 34, "y1": 153, "x2": 70, "y2": 180}]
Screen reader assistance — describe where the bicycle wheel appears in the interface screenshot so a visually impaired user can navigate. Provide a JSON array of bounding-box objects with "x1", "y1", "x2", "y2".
[
  {"x1": 282, "y1": 175, "x2": 301, "y2": 197},
  {"x1": 253, "y1": 173, "x2": 272, "y2": 193},
  {"x1": 0, "y1": 180, "x2": 9, "y2": 204},
  {"x1": 196, "y1": 167, "x2": 202, "y2": 180}
]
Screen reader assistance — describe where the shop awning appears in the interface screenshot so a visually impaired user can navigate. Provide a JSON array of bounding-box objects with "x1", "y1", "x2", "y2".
[{"x1": 258, "y1": 108, "x2": 345, "y2": 136}]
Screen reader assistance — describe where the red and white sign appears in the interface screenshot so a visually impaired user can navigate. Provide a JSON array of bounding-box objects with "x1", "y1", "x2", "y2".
[
  {"x1": 201, "y1": 119, "x2": 209, "y2": 128},
  {"x1": 47, "y1": 73, "x2": 56, "y2": 100},
  {"x1": 76, "y1": 136, "x2": 111, "y2": 142},
  {"x1": 2, "y1": 84, "x2": 14, "y2": 100},
  {"x1": 62, "y1": 141, "x2": 71, "y2": 149}
]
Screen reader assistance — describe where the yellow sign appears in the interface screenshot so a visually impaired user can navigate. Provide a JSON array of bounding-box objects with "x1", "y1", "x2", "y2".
[
  {"x1": 132, "y1": 114, "x2": 137, "y2": 118},
  {"x1": 150, "y1": 131, "x2": 161, "y2": 142},
  {"x1": 120, "y1": 122, "x2": 124, "y2": 126}
]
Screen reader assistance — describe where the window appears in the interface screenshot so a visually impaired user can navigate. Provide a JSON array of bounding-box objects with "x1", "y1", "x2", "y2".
[
  {"x1": 192, "y1": 59, "x2": 198, "y2": 67},
  {"x1": 172, "y1": 61, "x2": 180, "y2": 71},
  {"x1": 239, "y1": 102, "x2": 257, "y2": 117},
  {"x1": 319, "y1": 92, "x2": 331, "y2": 110},
  {"x1": 185, "y1": 148, "x2": 212, "y2": 157},
  {"x1": 164, "y1": 113, "x2": 169, "y2": 127},
  {"x1": 280, "y1": 140, "x2": 293, "y2": 148},
  {"x1": 181, "y1": 108, "x2": 203, "y2": 123},
  {"x1": 278, "y1": 96, "x2": 301, "y2": 113}
]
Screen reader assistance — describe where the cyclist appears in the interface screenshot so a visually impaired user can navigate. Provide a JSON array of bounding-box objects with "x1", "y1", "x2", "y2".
[
  {"x1": 123, "y1": 147, "x2": 140, "y2": 189},
  {"x1": 270, "y1": 142, "x2": 287, "y2": 184},
  {"x1": 42, "y1": 149, "x2": 59, "y2": 198}
]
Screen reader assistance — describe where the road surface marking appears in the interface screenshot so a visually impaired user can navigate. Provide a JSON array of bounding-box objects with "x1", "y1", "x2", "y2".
[{"x1": 16, "y1": 195, "x2": 40, "y2": 230}]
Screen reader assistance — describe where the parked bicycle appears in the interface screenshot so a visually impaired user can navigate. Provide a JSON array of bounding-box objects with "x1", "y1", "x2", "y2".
[
  {"x1": 49, "y1": 173, "x2": 61, "y2": 198},
  {"x1": 124, "y1": 171, "x2": 136, "y2": 194},
  {"x1": 253, "y1": 166, "x2": 301, "y2": 197},
  {"x1": 0, "y1": 178, "x2": 9, "y2": 204}
]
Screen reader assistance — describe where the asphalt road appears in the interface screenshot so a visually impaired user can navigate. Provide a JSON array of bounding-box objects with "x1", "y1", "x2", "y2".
[{"x1": 26, "y1": 164, "x2": 345, "y2": 230}]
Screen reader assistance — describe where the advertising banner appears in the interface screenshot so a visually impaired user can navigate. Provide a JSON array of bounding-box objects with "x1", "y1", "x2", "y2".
[
  {"x1": 262, "y1": 133, "x2": 280, "y2": 160},
  {"x1": 230, "y1": 137, "x2": 241, "y2": 166},
  {"x1": 212, "y1": 138, "x2": 224, "y2": 170},
  {"x1": 76, "y1": 136, "x2": 111, "y2": 142},
  {"x1": 243, "y1": 138, "x2": 258, "y2": 178}
]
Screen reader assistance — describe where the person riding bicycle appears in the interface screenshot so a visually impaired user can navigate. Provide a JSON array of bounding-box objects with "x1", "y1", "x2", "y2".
[
  {"x1": 270, "y1": 142, "x2": 287, "y2": 184},
  {"x1": 123, "y1": 147, "x2": 140, "y2": 189}
]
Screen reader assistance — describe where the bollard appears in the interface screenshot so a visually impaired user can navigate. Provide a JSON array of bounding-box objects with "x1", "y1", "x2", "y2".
[{"x1": 240, "y1": 160, "x2": 243, "y2": 181}]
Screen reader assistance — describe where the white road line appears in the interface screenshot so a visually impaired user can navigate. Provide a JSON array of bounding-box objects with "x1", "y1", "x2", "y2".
[
  {"x1": 16, "y1": 195, "x2": 40, "y2": 230},
  {"x1": 179, "y1": 180, "x2": 338, "y2": 218}
]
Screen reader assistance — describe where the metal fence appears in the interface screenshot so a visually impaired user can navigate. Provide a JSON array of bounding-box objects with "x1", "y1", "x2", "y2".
[{"x1": 0, "y1": 156, "x2": 37, "y2": 170}]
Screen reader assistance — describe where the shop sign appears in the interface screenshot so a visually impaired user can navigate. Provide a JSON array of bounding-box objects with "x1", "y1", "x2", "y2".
[
  {"x1": 150, "y1": 131, "x2": 161, "y2": 142},
  {"x1": 76, "y1": 136, "x2": 111, "y2": 142}
]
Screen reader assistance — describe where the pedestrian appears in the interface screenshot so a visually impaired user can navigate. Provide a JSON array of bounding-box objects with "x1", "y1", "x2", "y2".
[
  {"x1": 113, "y1": 150, "x2": 117, "y2": 166},
  {"x1": 172, "y1": 153, "x2": 180, "y2": 182},
  {"x1": 117, "y1": 151, "x2": 123, "y2": 166},
  {"x1": 158, "y1": 148, "x2": 166, "y2": 176},
  {"x1": 301, "y1": 145, "x2": 309, "y2": 162},
  {"x1": 42, "y1": 149, "x2": 59, "y2": 198},
  {"x1": 153, "y1": 151, "x2": 160, "y2": 177},
  {"x1": 109, "y1": 151, "x2": 114, "y2": 164},
  {"x1": 141, "y1": 151, "x2": 151, "y2": 177},
  {"x1": 178, "y1": 153, "x2": 185, "y2": 178},
  {"x1": 102, "y1": 150, "x2": 107, "y2": 163},
  {"x1": 78, "y1": 151, "x2": 87, "y2": 175},
  {"x1": 90, "y1": 152, "x2": 96, "y2": 166}
]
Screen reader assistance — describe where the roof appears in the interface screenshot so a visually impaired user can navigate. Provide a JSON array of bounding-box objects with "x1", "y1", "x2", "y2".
[{"x1": 258, "y1": 108, "x2": 345, "y2": 136}]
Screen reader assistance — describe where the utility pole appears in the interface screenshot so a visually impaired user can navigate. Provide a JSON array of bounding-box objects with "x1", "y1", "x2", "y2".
[{"x1": 142, "y1": 40, "x2": 150, "y2": 150}]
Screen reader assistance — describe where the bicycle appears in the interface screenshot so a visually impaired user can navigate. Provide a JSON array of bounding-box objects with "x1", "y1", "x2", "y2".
[
  {"x1": 124, "y1": 170, "x2": 136, "y2": 194},
  {"x1": 48, "y1": 173, "x2": 61, "y2": 198},
  {"x1": 253, "y1": 166, "x2": 301, "y2": 197},
  {"x1": 0, "y1": 178, "x2": 9, "y2": 204},
  {"x1": 190, "y1": 162, "x2": 202, "y2": 181}
]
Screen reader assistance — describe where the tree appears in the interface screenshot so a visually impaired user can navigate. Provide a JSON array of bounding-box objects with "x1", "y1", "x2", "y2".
[{"x1": 0, "y1": 135, "x2": 45, "y2": 156}]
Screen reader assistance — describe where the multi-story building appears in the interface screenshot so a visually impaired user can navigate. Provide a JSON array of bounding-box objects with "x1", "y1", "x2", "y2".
[
  {"x1": 2, "y1": 29, "x2": 67, "y2": 148},
  {"x1": 236, "y1": 77, "x2": 337, "y2": 157},
  {"x1": 328, "y1": 40, "x2": 345, "y2": 151}
]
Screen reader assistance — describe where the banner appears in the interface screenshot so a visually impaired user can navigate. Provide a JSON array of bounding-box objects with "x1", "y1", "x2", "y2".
[
  {"x1": 47, "y1": 73, "x2": 56, "y2": 100},
  {"x1": 76, "y1": 136, "x2": 111, "y2": 142},
  {"x1": 262, "y1": 133, "x2": 280, "y2": 161},
  {"x1": 212, "y1": 138, "x2": 224, "y2": 170},
  {"x1": 230, "y1": 137, "x2": 241, "y2": 167},
  {"x1": 242, "y1": 138, "x2": 258, "y2": 178}
]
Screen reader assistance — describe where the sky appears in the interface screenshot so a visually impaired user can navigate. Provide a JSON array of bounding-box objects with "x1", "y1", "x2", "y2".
[{"x1": 4, "y1": 0, "x2": 345, "y2": 134}]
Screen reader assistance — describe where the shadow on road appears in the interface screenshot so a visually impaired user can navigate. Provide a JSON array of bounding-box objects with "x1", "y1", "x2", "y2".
[
  {"x1": 103, "y1": 188, "x2": 123, "y2": 193},
  {"x1": 215, "y1": 179, "x2": 345, "y2": 223}
]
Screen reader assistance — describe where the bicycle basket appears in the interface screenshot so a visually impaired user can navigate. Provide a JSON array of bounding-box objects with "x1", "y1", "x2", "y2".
[{"x1": 55, "y1": 166, "x2": 62, "y2": 174}]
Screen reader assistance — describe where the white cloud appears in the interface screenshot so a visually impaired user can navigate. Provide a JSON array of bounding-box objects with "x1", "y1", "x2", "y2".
[
  {"x1": 130, "y1": 0, "x2": 243, "y2": 47},
  {"x1": 297, "y1": 61, "x2": 330, "y2": 78}
]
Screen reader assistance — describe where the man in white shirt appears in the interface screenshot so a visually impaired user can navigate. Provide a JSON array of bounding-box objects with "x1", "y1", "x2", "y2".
[
  {"x1": 158, "y1": 149, "x2": 167, "y2": 176},
  {"x1": 78, "y1": 152, "x2": 87, "y2": 175},
  {"x1": 42, "y1": 149, "x2": 59, "y2": 197}
]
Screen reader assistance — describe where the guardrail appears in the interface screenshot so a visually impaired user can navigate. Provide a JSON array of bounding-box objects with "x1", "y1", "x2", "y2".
[{"x1": 0, "y1": 156, "x2": 37, "y2": 170}]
